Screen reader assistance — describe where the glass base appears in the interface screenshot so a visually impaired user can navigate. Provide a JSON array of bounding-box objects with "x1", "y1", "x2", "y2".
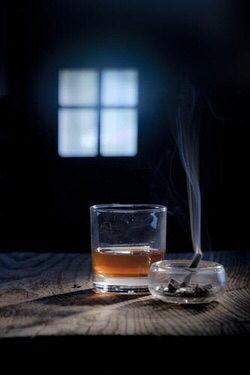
[{"x1": 92, "y1": 274, "x2": 149, "y2": 294}]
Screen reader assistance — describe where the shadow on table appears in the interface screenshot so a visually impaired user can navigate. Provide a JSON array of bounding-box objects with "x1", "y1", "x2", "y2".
[
  {"x1": 0, "y1": 289, "x2": 143, "y2": 332},
  {"x1": 33, "y1": 288, "x2": 144, "y2": 306},
  {"x1": 127, "y1": 297, "x2": 219, "y2": 313},
  {"x1": 0, "y1": 289, "x2": 220, "y2": 334},
  {"x1": 33, "y1": 288, "x2": 219, "y2": 314}
]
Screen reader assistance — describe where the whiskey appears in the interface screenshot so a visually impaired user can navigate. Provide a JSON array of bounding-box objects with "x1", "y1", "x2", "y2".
[{"x1": 92, "y1": 246, "x2": 163, "y2": 277}]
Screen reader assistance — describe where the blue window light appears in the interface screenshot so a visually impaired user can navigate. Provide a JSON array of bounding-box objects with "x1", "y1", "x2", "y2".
[{"x1": 58, "y1": 69, "x2": 138, "y2": 157}]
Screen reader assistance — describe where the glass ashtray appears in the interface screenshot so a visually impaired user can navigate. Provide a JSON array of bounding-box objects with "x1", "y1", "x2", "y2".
[{"x1": 148, "y1": 259, "x2": 227, "y2": 304}]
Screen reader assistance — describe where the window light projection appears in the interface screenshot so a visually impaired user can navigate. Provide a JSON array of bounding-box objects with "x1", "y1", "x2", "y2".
[
  {"x1": 58, "y1": 109, "x2": 98, "y2": 157},
  {"x1": 100, "y1": 109, "x2": 137, "y2": 156},
  {"x1": 58, "y1": 69, "x2": 138, "y2": 157},
  {"x1": 59, "y1": 70, "x2": 98, "y2": 106},
  {"x1": 101, "y1": 70, "x2": 138, "y2": 106}
]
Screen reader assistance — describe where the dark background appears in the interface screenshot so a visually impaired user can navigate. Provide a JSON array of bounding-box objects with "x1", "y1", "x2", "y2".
[{"x1": 0, "y1": 0, "x2": 249, "y2": 253}]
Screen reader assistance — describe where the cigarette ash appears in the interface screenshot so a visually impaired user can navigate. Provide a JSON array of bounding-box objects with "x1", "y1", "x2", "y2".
[{"x1": 158, "y1": 279, "x2": 213, "y2": 298}]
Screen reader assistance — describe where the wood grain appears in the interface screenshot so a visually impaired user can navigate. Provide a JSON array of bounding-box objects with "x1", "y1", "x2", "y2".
[{"x1": 0, "y1": 251, "x2": 249, "y2": 337}]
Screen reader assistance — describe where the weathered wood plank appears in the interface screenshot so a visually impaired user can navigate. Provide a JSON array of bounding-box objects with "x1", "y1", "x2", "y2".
[{"x1": 0, "y1": 251, "x2": 249, "y2": 337}]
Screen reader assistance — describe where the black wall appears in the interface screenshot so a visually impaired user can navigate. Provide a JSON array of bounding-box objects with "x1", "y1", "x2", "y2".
[{"x1": 0, "y1": 0, "x2": 249, "y2": 253}]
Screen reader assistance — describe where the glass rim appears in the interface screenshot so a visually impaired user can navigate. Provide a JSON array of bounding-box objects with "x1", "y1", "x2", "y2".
[
  {"x1": 90, "y1": 203, "x2": 167, "y2": 213},
  {"x1": 151, "y1": 259, "x2": 224, "y2": 272}
]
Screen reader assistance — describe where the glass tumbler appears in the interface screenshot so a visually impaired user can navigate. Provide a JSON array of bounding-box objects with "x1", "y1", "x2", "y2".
[{"x1": 90, "y1": 204, "x2": 167, "y2": 294}]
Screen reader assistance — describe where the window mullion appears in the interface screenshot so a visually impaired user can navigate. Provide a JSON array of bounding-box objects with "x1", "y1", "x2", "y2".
[{"x1": 97, "y1": 71, "x2": 102, "y2": 156}]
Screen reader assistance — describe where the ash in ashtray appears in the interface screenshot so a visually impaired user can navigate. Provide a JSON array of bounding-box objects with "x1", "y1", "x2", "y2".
[{"x1": 163, "y1": 279, "x2": 213, "y2": 298}]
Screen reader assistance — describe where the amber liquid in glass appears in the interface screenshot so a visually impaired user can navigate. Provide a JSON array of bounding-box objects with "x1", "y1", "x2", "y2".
[{"x1": 92, "y1": 246, "x2": 163, "y2": 277}]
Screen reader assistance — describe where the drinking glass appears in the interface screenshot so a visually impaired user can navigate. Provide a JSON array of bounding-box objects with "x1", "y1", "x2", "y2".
[{"x1": 90, "y1": 204, "x2": 167, "y2": 294}]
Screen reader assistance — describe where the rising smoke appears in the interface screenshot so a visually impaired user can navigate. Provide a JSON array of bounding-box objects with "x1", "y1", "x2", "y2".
[{"x1": 176, "y1": 79, "x2": 202, "y2": 267}]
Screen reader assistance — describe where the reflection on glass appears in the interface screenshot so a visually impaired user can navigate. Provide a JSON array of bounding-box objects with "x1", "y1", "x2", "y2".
[
  {"x1": 58, "y1": 109, "x2": 98, "y2": 156},
  {"x1": 100, "y1": 109, "x2": 138, "y2": 156},
  {"x1": 59, "y1": 70, "x2": 98, "y2": 106},
  {"x1": 101, "y1": 70, "x2": 138, "y2": 106}
]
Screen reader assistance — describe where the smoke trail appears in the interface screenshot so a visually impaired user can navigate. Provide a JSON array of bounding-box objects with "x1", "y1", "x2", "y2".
[{"x1": 176, "y1": 79, "x2": 202, "y2": 267}]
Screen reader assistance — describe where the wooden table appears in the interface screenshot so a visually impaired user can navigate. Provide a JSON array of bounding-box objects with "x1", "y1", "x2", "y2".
[{"x1": 0, "y1": 251, "x2": 249, "y2": 337}]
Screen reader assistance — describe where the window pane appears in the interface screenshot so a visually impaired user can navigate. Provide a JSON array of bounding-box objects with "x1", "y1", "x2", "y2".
[
  {"x1": 59, "y1": 70, "x2": 98, "y2": 106},
  {"x1": 58, "y1": 109, "x2": 98, "y2": 156},
  {"x1": 101, "y1": 70, "x2": 138, "y2": 106},
  {"x1": 100, "y1": 109, "x2": 138, "y2": 156}
]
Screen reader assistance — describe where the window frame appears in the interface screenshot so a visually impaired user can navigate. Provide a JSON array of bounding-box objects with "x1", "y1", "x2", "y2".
[{"x1": 58, "y1": 68, "x2": 139, "y2": 158}]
